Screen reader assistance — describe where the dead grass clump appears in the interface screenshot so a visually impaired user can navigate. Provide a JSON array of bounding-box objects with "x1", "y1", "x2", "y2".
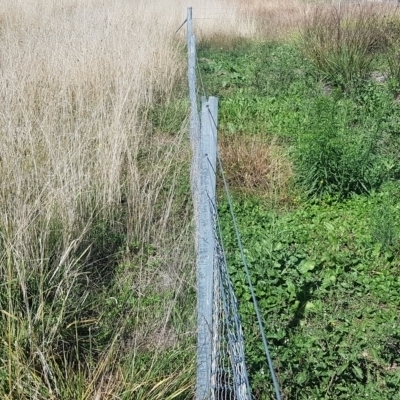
[{"x1": 219, "y1": 135, "x2": 293, "y2": 205}]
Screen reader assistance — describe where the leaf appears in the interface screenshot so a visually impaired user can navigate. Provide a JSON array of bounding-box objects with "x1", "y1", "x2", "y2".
[
  {"x1": 352, "y1": 365, "x2": 364, "y2": 380},
  {"x1": 286, "y1": 280, "x2": 296, "y2": 297},
  {"x1": 305, "y1": 301, "x2": 315, "y2": 311},
  {"x1": 296, "y1": 371, "x2": 308, "y2": 384},
  {"x1": 324, "y1": 222, "x2": 335, "y2": 231},
  {"x1": 298, "y1": 260, "x2": 316, "y2": 274},
  {"x1": 337, "y1": 362, "x2": 349, "y2": 376}
]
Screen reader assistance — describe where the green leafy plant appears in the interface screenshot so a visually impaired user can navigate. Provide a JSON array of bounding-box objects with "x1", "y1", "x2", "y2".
[
  {"x1": 294, "y1": 96, "x2": 389, "y2": 198},
  {"x1": 370, "y1": 189, "x2": 400, "y2": 252},
  {"x1": 220, "y1": 194, "x2": 400, "y2": 399}
]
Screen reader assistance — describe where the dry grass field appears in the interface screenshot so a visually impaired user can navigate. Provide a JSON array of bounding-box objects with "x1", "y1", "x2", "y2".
[{"x1": 0, "y1": 0, "x2": 309, "y2": 398}]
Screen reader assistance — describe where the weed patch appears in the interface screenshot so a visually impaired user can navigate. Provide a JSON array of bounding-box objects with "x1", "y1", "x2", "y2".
[
  {"x1": 200, "y1": 32, "x2": 400, "y2": 398},
  {"x1": 220, "y1": 193, "x2": 400, "y2": 399}
]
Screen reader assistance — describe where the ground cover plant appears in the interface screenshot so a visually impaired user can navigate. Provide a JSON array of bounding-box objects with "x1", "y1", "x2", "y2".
[
  {"x1": 220, "y1": 192, "x2": 400, "y2": 399},
  {"x1": 198, "y1": 6, "x2": 400, "y2": 397}
]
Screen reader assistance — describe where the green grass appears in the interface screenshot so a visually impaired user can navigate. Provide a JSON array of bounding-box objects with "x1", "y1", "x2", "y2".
[{"x1": 0, "y1": 213, "x2": 196, "y2": 399}]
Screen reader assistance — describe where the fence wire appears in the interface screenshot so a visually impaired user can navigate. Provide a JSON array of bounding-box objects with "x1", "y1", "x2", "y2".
[{"x1": 195, "y1": 93, "x2": 252, "y2": 400}]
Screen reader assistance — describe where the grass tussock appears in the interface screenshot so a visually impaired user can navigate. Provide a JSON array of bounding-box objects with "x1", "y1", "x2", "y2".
[
  {"x1": 293, "y1": 96, "x2": 391, "y2": 199},
  {"x1": 302, "y1": 2, "x2": 400, "y2": 89},
  {"x1": 219, "y1": 135, "x2": 293, "y2": 205}
]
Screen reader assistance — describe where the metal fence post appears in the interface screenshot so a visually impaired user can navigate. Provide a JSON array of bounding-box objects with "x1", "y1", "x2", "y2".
[
  {"x1": 187, "y1": 6, "x2": 215, "y2": 398},
  {"x1": 196, "y1": 97, "x2": 218, "y2": 400}
]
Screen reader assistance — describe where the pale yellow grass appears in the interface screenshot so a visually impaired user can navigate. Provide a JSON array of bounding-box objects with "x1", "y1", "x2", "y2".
[
  {"x1": 0, "y1": 1, "x2": 192, "y2": 398},
  {"x1": 236, "y1": 0, "x2": 310, "y2": 39},
  {"x1": 0, "y1": 0, "x2": 303, "y2": 251},
  {"x1": 176, "y1": 0, "x2": 309, "y2": 42}
]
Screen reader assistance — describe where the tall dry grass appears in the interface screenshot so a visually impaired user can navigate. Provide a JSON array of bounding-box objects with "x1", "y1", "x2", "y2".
[
  {"x1": 0, "y1": 1, "x2": 191, "y2": 398},
  {"x1": 184, "y1": 0, "x2": 308, "y2": 44},
  {"x1": 237, "y1": 0, "x2": 310, "y2": 39}
]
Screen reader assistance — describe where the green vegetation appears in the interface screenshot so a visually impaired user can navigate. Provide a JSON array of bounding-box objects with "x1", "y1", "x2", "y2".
[
  {"x1": 198, "y1": 6, "x2": 400, "y2": 398},
  {"x1": 303, "y1": 5, "x2": 382, "y2": 90},
  {"x1": 220, "y1": 194, "x2": 400, "y2": 399},
  {"x1": 294, "y1": 95, "x2": 391, "y2": 198}
]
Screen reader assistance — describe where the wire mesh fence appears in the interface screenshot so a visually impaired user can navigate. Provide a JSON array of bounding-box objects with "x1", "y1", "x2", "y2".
[{"x1": 211, "y1": 202, "x2": 252, "y2": 400}]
